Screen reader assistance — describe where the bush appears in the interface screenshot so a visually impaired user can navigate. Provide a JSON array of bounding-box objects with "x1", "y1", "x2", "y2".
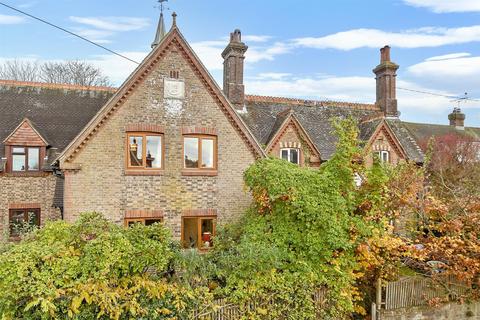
[{"x1": 0, "y1": 212, "x2": 212, "y2": 319}]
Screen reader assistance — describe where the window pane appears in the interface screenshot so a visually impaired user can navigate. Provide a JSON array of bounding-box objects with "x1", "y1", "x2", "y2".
[
  {"x1": 28, "y1": 148, "x2": 39, "y2": 170},
  {"x1": 281, "y1": 149, "x2": 289, "y2": 161},
  {"x1": 183, "y1": 218, "x2": 198, "y2": 248},
  {"x1": 129, "y1": 136, "x2": 143, "y2": 167},
  {"x1": 200, "y1": 219, "x2": 214, "y2": 248},
  {"x1": 25, "y1": 210, "x2": 39, "y2": 227},
  {"x1": 145, "y1": 219, "x2": 162, "y2": 226},
  {"x1": 290, "y1": 149, "x2": 299, "y2": 164},
  {"x1": 201, "y1": 139, "x2": 214, "y2": 168},
  {"x1": 146, "y1": 136, "x2": 162, "y2": 168},
  {"x1": 12, "y1": 147, "x2": 25, "y2": 154},
  {"x1": 9, "y1": 210, "x2": 25, "y2": 236},
  {"x1": 184, "y1": 137, "x2": 199, "y2": 168},
  {"x1": 382, "y1": 151, "x2": 389, "y2": 163},
  {"x1": 12, "y1": 154, "x2": 26, "y2": 171}
]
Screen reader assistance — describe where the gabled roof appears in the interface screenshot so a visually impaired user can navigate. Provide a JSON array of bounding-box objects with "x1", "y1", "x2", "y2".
[
  {"x1": 3, "y1": 118, "x2": 49, "y2": 146},
  {"x1": 265, "y1": 109, "x2": 321, "y2": 159},
  {"x1": 58, "y1": 21, "x2": 265, "y2": 165},
  {"x1": 241, "y1": 95, "x2": 382, "y2": 160},
  {"x1": 364, "y1": 119, "x2": 408, "y2": 159},
  {"x1": 401, "y1": 121, "x2": 480, "y2": 145},
  {"x1": 0, "y1": 80, "x2": 114, "y2": 165}
]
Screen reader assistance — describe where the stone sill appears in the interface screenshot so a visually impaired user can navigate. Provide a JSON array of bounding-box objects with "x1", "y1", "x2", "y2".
[
  {"x1": 181, "y1": 169, "x2": 218, "y2": 177},
  {"x1": 125, "y1": 169, "x2": 164, "y2": 176}
]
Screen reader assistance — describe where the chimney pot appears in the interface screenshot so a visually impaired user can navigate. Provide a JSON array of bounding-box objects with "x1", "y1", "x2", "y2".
[
  {"x1": 222, "y1": 29, "x2": 248, "y2": 110},
  {"x1": 373, "y1": 46, "x2": 399, "y2": 117}
]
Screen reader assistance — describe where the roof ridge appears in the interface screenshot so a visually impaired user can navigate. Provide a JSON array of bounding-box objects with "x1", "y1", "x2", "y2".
[
  {"x1": 0, "y1": 79, "x2": 117, "y2": 93},
  {"x1": 245, "y1": 94, "x2": 379, "y2": 110}
]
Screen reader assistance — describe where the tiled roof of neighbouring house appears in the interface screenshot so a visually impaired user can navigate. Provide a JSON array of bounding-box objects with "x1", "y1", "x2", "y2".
[
  {"x1": 0, "y1": 80, "x2": 115, "y2": 169},
  {"x1": 242, "y1": 95, "x2": 385, "y2": 160},
  {"x1": 401, "y1": 121, "x2": 480, "y2": 147}
]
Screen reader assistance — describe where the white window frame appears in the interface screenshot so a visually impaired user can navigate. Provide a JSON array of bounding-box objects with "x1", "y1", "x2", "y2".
[
  {"x1": 374, "y1": 150, "x2": 390, "y2": 163},
  {"x1": 280, "y1": 148, "x2": 300, "y2": 164}
]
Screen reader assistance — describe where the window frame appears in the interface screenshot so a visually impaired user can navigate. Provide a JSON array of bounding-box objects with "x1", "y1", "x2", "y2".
[
  {"x1": 125, "y1": 132, "x2": 165, "y2": 172},
  {"x1": 124, "y1": 217, "x2": 163, "y2": 227},
  {"x1": 10, "y1": 146, "x2": 41, "y2": 172},
  {"x1": 8, "y1": 208, "x2": 40, "y2": 237},
  {"x1": 182, "y1": 134, "x2": 218, "y2": 174},
  {"x1": 280, "y1": 147, "x2": 300, "y2": 165},
  {"x1": 181, "y1": 216, "x2": 216, "y2": 250},
  {"x1": 374, "y1": 150, "x2": 390, "y2": 163}
]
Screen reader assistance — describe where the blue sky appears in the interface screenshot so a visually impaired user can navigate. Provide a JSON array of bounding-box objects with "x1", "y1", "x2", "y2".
[{"x1": 2, "y1": 0, "x2": 480, "y2": 126}]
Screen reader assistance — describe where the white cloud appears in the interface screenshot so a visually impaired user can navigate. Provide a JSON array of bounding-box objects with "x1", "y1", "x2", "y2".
[
  {"x1": 87, "y1": 51, "x2": 148, "y2": 84},
  {"x1": 293, "y1": 25, "x2": 480, "y2": 50},
  {"x1": 403, "y1": 0, "x2": 480, "y2": 13},
  {"x1": 69, "y1": 16, "x2": 150, "y2": 43},
  {"x1": 191, "y1": 39, "x2": 291, "y2": 71},
  {"x1": 69, "y1": 16, "x2": 150, "y2": 32},
  {"x1": 17, "y1": 2, "x2": 37, "y2": 9},
  {"x1": 0, "y1": 14, "x2": 26, "y2": 24},
  {"x1": 242, "y1": 35, "x2": 272, "y2": 42},
  {"x1": 425, "y1": 52, "x2": 471, "y2": 61},
  {"x1": 253, "y1": 72, "x2": 293, "y2": 80}
]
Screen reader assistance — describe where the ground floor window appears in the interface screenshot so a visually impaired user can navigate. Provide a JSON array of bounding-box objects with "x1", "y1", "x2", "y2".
[
  {"x1": 182, "y1": 217, "x2": 216, "y2": 250},
  {"x1": 124, "y1": 218, "x2": 163, "y2": 227},
  {"x1": 9, "y1": 208, "x2": 40, "y2": 237}
]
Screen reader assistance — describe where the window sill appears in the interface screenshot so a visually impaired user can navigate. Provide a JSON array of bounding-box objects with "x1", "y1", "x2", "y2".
[
  {"x1": 125, "y1": 169, "x2": 164, "y2": 176},
  {"x1": 181, "y1": 169, "x2": 218, "y2": 176},
  {"x1": 2, "y1": 171, "x2": 48, "y2": 177}
]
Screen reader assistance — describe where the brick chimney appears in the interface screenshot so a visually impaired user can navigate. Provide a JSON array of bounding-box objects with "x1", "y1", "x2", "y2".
[
  {"x1": 222, "y1": 29, "x2": 248, "y2": 109},
  {"x1": 373, "y1": 46, "x2": 399, "y2": 118},
  {"x1": 448, "y1": 107, "x2": 466, "y2": 130}
]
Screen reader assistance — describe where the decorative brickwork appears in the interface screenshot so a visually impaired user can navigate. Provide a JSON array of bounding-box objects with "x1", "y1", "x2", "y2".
[
  {"x1": 60, "y1": 28, "x2": 258, "y2": 239},
  {"x1": 125, "y1": 123, "x2": 164, "y2": 133},
  {"x1": 365, "y1": 121, "x2": 406, "y2": 166},
  {"x1": 182, "y1": 208, "x2": 217, "y2": 217}
]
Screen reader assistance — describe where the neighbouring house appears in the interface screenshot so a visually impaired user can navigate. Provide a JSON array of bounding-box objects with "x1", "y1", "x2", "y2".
[{"x1": 1, "y1": 12, "x2": 478, "y2": 246}]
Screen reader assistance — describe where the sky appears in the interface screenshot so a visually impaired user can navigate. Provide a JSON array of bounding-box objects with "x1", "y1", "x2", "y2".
[{"x1": 2, "y1": 0, "x2": 480, "y2": 126}]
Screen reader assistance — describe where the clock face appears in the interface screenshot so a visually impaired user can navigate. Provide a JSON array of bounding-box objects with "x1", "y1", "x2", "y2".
[{"x1": 164, "y1": 79, "x2": 185, "y2": 99}]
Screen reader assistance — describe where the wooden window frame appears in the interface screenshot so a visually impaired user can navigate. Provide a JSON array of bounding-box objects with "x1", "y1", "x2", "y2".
[
  {"x1": 181, "y1": 216, "x2": 216, "y2": 250},
  {"x1": 8, "y1": 208, "x2": 40, "y2": 238},
  {"x1": 280, "y1": 147, "x2": 300, "y2": 165},
  {"x1": 124, "y1": 217, "x2": 164, "y2": 227},
  {"x1": 9, "y1": 146, "x2": 41, "y2": 173},
  {"x1": 182, "y1": 134, "x2": 218, "y2": 176},
  {"x1": 125, "y1": 132, "x2": 164, "y2": 175}
]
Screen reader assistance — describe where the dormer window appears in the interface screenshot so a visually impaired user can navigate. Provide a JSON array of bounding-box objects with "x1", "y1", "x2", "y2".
[
  {"x1": 280, "y1": 148, "x2": 300, "y2": 164},
  {"x1": 11, "y1": 147, "x2": 40, "y2": 172},
  {"x1": 374, "y1": 150, "x2": 390, "y2": 163}
]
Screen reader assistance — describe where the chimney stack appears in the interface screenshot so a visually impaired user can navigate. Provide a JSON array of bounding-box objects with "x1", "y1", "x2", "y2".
[
  {"x1": 373, "y1": 46, "x2": 399, "y2": 118},
  {"x1": 222, "y1": 29, "x2": 248, "y2": 109},
  {"x1": 448, "y1": 107, "x2": 465, "y2": 130}
]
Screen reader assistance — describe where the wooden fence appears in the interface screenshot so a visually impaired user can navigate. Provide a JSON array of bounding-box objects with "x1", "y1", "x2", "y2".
[
  {"x1": 383, "y1": 276, "x2": 470, "y2": 310},
  {"x1": 193, "y1": 287, "x2": 328, "y2": 319}
]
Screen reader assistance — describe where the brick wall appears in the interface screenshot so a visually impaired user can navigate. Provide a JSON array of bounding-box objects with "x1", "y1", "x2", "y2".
[
  {"x1": 366, "y1": 127, "x2": 404, "y2": 167},
  {"x1": 0, "y1": 174, "x2": 61, "y2": 240},
  {"x1": 62, "y1": 42, "x2": 256, "y2": 239}
]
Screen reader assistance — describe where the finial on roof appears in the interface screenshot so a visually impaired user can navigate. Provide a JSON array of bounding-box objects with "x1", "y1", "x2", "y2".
[
  {"x1": 151, "y1": 11, "x2": 166, "y2": 49},
  {"x1": 172, "y1": 12, "x2": 177, "y2": 27}
]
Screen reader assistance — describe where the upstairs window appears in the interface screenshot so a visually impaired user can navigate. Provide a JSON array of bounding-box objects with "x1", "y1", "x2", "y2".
[
  {"x1": 280, "y1": 148, "x2": 300, "y2": 164},
  {"x1": 183, "y1": 135, "x2": 217, "y2": 170},
  {"x1": 374, "y1": 150, "x2": 390, "y2": 163},
  {"x1": 127, "y1": 133, "x2": 163, "y2": 169},
  {"x1": 11, "y1": 147, "x2": 40, "y2": 172},
  {"x1": 9, "y1": 208, "x2": 40, "y2": 237}
]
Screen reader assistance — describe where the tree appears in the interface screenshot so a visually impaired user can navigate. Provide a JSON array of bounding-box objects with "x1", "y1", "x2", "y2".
[{"x1": 0, "y1": 59, "x2": 111, "y2": 86}]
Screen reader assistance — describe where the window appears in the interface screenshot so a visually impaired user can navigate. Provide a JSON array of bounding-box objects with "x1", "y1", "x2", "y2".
[
  {"x1": 127, "y1": 133, "x2": 163, "y2": 169},
  {"x1": 183, "y1": 136, "x2": 217, "y2": 170},
  {"x1": 374, "y1": 150, "x2": 390, "y2": 163},
  {"x1": 124, "y1": 218, "x2": 163, "y2": 227},
  {"x1": 182, "y1": 217, "x2": 216, "y2": 250},
  {"x1": 11, "y1": 147, "x2": 40, "y2": 172},
  {"x1": 9, "y1": 208, "x2": 40, "y2": 237},
  {"x1": 280, "y1": 148, "x2": 300, "y2": 164}
]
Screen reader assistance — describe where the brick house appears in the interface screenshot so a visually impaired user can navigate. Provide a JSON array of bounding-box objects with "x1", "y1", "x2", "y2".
[{"x1": 1, "y1": 13, "x2": 479, "y2": 245}]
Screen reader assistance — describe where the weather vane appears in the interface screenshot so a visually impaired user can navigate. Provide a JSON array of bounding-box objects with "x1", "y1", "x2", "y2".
[{"x1": 156, "y1": 0, "x2": 169, "y2": 14}]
